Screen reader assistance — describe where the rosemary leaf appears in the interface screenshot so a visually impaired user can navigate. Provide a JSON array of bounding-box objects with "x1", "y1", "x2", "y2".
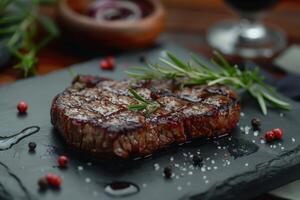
[
  {"x1": 126, "y1": 51, "x2": 291, "y2": 115},
  {"x1": 128, "y1": 88, "x2": 149, "y2": 104},
  {"x1": 127, "y1": 89, "x2": 160, "y2": 114}
]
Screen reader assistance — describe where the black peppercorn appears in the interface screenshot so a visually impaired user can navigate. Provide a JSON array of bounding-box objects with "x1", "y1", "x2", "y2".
[
  {"x1": 28, "y1": 142, "x2": 36, "y2": 152},
  {"x1": 163, "y1": 166, "x2": 172, "y2": 179},
  {"x1": 192, "y1": 155, "x2": 203, "y2": 166},
  {"x1": 139, "y1": 55, "x2": 147, "y2": 63},
  {"x1": 38, "y1": 177, "x2": 48, "y2": 190},
  {"x1": 251, "y1": 118, "x2": 261, "y2": 130}
]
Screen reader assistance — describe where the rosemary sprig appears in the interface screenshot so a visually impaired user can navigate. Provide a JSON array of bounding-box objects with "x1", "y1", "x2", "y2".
[
  {"x1": 126, "y1": 51, "x2": 291, "y2": 115},
  {"x1": 128, "y1": 88, "x2": 160, "y2": 114},
  {"x1": 1, "y1": 0, "x2": 59, "y2": 77}
]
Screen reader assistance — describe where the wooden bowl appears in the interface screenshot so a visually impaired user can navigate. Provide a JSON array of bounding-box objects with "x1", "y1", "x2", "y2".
[{"x1": 56, "y1": 0, "x2": 166, "y2": 50}]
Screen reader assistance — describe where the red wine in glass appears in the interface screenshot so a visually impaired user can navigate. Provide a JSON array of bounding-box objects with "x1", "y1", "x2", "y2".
[
  {"x1": 225, "y1": 0, "x2": 279, "y2": 12},
  {"x1": 207, "y1": 0, "x2": 286, "y2": 58}
]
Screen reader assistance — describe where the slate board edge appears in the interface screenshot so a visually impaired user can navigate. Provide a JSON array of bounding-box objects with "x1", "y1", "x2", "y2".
[{"x1": 189, "y1": 144, "x2": 300, "y2": 200}]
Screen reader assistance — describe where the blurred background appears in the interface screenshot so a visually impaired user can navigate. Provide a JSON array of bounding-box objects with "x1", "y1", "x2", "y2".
[{"x1": 0, "y1": 0, "x2": 300, "y2": 85}]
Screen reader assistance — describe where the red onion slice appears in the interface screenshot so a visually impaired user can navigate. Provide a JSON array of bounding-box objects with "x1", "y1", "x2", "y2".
[{"x1": 88, "y1": 0, "x2": 142, "y2": 21}]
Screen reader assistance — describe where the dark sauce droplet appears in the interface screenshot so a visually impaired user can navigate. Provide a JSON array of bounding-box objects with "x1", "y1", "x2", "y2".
[
  {"x1": 0, "y1": 126, "x2": 40, "y2": 151},
  {"x1": 104, "y1": 182, "x2": 139, "y2": 197}
]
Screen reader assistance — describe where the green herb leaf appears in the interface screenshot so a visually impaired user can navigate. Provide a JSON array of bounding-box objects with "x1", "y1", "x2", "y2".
[
  {"x1": 128, "y1": 89, "x2": 160, "y2": 114},
  {"x1": 38, "y1": 15, "x2": 59, "y2": 37},
  {"x1": 128, "y1": 88, "x2": 150, "y2": 104},
  {"x1": 1, "y1": 0, "x2": 59, "y2": 77},
  {"x1": 126, "y1": 51, "x2": 291, "y2": 115}
]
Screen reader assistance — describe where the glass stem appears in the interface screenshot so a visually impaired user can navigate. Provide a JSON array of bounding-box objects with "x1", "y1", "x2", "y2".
[{"x1": 238, "y1": 13, "x2": 266, "y2": 41}]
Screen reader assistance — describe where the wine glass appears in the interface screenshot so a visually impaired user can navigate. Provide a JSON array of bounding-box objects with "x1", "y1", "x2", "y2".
[{"x1": 207, "y1": 0, "x2": 286, "y2": 58}]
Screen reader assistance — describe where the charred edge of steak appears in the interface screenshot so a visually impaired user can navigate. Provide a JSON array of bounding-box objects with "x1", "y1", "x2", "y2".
[{"x1": 51, "y1": 75, "x2": 241, "y2": 158}]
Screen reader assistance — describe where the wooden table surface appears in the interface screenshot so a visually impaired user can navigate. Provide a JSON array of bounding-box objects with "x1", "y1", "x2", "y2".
[{"x1": 0, "y1": 0, "x2": 300, "y2": 199}]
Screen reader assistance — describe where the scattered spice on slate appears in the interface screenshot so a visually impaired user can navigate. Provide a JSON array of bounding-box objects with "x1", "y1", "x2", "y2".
[
  {"x1": 38, "y1": 177, "x2": 48, "y2": 190},
  {"x1": 192, "y1": 155, "x2": 203, "y2": 166},
  {"x1": 273, "y1": 128, "x2": 283, "y2": 140},
  {"x1": 46, "y1": 173, "x2": 62, "y2": 188},
  {"x1": 28, "y1": 142, "x2": 37, "y2": 152},
  {"x1": 17, "y1": 101, "x2": 28, "y2": 113},
  {"x1": 265, "y1": 131, "x2": 276, "y2": 143},
  {"x1": 265, "y1": 128, "x2": 284, "y2": 142},
  {"x1": 251, "y1": 118, "x2": 261, "y2": 130},
  {"x1": 58, "y1": 155, "x2": 69, "y2": 168},
  {"x1": 163, "y1": 166, "x2": 172, "y2": 179},
  {"x1": 100, "y1": 56, "x2": 115, "y2": 70}
]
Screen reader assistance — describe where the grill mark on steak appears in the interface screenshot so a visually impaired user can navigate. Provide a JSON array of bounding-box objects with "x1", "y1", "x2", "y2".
[{"x1": 51, "y1": 75, "x2": 240, "y2": 158}]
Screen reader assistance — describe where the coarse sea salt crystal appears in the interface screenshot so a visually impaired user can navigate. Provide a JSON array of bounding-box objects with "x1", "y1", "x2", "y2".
[
  {"x1": 187, "y1": 182, "x2": 191, "y2": 186},
  {"x1": 281, "y1": 147, "x2": 285, "y2": 150},
  {"x1": 211, "y1": 160, "x2": 215, "y2": 164},
  {"x1": 177, "y1": 186, "x2": 182, "y2": 191},
  {"x1": 245, "y1": 163, "x2": 249, "y2": 167},
  {"x1": 154, "y1": 163, "x2": 160, "y2": 170},
  {"x1": 170, "y1": 157, "x2": 174, "y2": 162},
  {"x1": 280, "y1": 113, "x2": 284, "y2": 117},
  {"x1": 78, "y1": 166, "x2": 84, "y2": 171},
  {"x1": 201, "y1": 167, "x2": 206, "y2": 172},
  {"x1": 205, "y1": 180, "x2": 209, "y2": 184},
  {"x1": 292, "y1": 137, "x2": 296, "y2": 142},
  {"x1": 213, "y1": 166, "x2": 218, "y2": 170},
  {"x1": 253, "y1": 131, "x2": 259, "y2": 137},
  {"x1": 142, "y1": 183, "x2": 147, "y2": 188},
  {"x1": 203, "y1": 175, "x2": 207, "y2": 179},
  {"x1": 175, "y1": 163, "x2": 180, "y2": 168},
  {"x1": 244, "y1": 126, "x2": 251, "y2": 135},
  {"x1": 240, "y1": 112, "x2": 245, "y2": 117},
  {"x1": 188, "y1": 171, "x2": 193, "y2": 175},
  {"x1": 252, "y1": 140, "x2": 256, "y2": 143}
]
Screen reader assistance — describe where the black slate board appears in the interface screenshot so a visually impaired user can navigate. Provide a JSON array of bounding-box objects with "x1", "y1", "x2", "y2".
[{"x1": 1, "y1": 42, "x2": 300, "y2": 200}]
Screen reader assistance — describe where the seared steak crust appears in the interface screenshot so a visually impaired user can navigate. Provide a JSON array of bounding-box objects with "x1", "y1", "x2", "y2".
[{"x1": 51, "y1": 75, "x2": 240, "y2": 158}]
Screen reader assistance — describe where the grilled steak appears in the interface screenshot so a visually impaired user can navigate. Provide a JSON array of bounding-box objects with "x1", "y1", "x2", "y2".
[{"x1": 51, "y1": 75, "x2": 240, "y2": 158}]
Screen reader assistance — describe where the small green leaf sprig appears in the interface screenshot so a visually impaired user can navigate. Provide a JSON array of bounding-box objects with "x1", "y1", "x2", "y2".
[
  {"x1": 126, "y1": 51, "x2": 290, "y2": 115},
  {"x1": 128, "y1": 88, "x2": 160, "y2": 114},
  {"x1": 0, "y1": 0, "x2": 59, "y2": 76}
]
